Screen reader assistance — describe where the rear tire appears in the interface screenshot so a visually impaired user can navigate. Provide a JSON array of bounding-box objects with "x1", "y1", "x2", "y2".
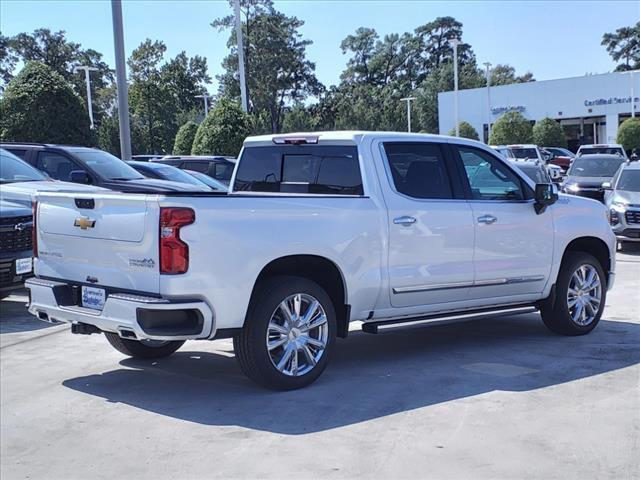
[
  {"x1": 234, "y1": 276, "x2": 337, "y2": 390},
  {"x1": 540, "y1": 252, "x2": 606, "y2": 336},
  {"x1": 104, "y1": 332, "x2": 185, "y2": 359}
]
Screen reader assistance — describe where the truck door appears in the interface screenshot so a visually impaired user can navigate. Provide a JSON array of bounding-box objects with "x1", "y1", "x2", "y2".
[{"x1": 374, "y1": 140, "x2": 475, "y2": 309}]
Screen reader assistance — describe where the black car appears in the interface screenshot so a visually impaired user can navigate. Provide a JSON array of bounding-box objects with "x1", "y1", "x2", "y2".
[
  {"x1": 0, "y1": 143, "x2": 205, "y2": 193},
  {"x1": 562, "y1": 154, "x2": 627, "y2": 202},
  {"x1": 153, "y1": 155, "x2": 236, "y2": 185},
  {"x1": 0, "y1": 199, "x2": 33, "y2": 297},
  {"x1": 127, "y1": 161, "x2": 210, "y2": 191}
]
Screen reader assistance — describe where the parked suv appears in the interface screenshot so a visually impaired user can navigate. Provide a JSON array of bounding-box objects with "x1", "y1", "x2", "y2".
[
  {"x1": 27, "y1": 132, "x2": 616, "y2": 390},
  {"x1": 577, "y1": 144, "x2": 627, "y2": 159},
  {"x1": 153, "y1": 156, "x2": 236, "y2": 185},
  {"x1": 0, "y1": 143, "x2": 206, "y2": 193},
  {"x1": 562, "y1": 154, "x2": 627, "y2": 202},
  {"x1": 604, "y1": 161, "x2": 640, "y2": 248}
]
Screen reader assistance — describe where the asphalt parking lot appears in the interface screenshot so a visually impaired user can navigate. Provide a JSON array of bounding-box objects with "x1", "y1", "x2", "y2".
[{"x1": 1, "y1": 247, "x2": 639, "y2": 480}]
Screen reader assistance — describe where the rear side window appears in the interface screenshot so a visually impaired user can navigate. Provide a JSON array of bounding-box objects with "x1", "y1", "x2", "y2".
[
  {"x1": 234, "y1": 146, "x2": 363, "y2": 195},
  {"x1": 182, "y1": 161, "x2": 209, "y2": 173},
  {"x1": 211, "y1": 162, "x2": 234, "y2": 182},
  {"x1": 5, "y1": 148, "x2": 28, "y2": 160},
  {"x1": 383, "y1": 142, "x2": 453, "y2": 199}
]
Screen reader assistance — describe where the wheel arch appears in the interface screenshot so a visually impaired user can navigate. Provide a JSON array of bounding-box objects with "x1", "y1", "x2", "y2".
[
  {"x1": 562, "y1": 236, "x2": 612, "y2": 279},
  {"x1": 248, "y1": 255, "x2": 350, "y2": 338}
]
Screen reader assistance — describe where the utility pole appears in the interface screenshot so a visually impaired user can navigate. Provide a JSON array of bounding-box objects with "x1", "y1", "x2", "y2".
[
  {"x1": 111, "y1": 0, "x2": 132, "y2": 160},
  {"x1": 74, "y1": 66, "x2": 99, "y2": 129},
  {"x1": 448, "y1": 38, "x2": 460, "y2": 137},
  {"x1": 234, "y1": 0, "x2": 248, "y2": 112},
  {"x1": 628, "y1": 69, "x2": 638, "y2": 118},
  {"x1": 195, "y1": 93, "x2": 211, "y2": 116},
  {"x1": 400, "y1": 97, "x2": 416, "y2": 132},
  {"x1": 483, "y1": 62, "x2": 492, "y2": 142}
]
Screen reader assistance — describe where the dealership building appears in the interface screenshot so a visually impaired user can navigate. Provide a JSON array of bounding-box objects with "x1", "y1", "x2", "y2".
[{"x1": 438, "y1": 71, "x2": 638, "y2": 150}]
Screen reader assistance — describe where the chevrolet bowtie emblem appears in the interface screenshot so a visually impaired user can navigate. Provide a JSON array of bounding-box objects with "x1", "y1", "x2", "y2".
[{"x1": 74, "y1": 217, "x2": 96, "y2": 230}]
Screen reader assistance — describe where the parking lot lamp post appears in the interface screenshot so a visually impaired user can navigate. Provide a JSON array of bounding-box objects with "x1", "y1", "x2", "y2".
[
  {"x1": 195, "y1": 93, "x2": 211, "y2": 116},
  {"x1": 73, "y1": 66, "x2": 99, "y2": 129},
  {"x1": 629, "y1": 69, "x2": 637, "y2": 118},
  {"x1": 483, "y1": 62, "x2": 492, "y2": 141},
  {"x1": 448, "y1": 38, "x2": 460, "y2": 136},
  {"x1": 111, "y1": 0, "x2": 132, "y2": 160},
  {"x1": 234, "y1": 0, "x2": 249, "y2": 112},
  {"x1": 400, "y1": 97, "x2": 416, "y2": 132}
]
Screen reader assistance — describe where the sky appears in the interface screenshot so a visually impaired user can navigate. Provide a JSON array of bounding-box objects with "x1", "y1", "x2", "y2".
[{"x1": 1, "y1": 0, "x2": 639, "y2": 93}]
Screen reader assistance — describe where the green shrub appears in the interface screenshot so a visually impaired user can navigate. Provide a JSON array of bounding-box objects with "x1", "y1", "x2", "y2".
[
  {"x1": 191, "y1": 98, "x2": 251, "y2": 156},
  {"x1": 489, "y1": 110, "x2": 533, "y2": 145},
  {"x1": 448, "y1": 121, "x2": 479, "y2": 140},
  {"x1": 617, "y1": 117, "x2": 640, "y2": 152},
  {"x1": 173, "y1": 121, "x2": 198, "y2": 155},
  {"x1": 0, "y1": 61, "x2": 92, "y2": 145},
  {"x1": 533, "y1": 117, "x2": 567, "y2": 148}
]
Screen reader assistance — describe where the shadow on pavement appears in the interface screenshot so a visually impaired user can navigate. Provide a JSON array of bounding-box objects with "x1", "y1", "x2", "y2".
[
  {"x1": 0, "y1": 291, "x2": 56, "y2": 334},
  {"x1": 63, "y1": 313, "x2": 640, "y2": 435}
]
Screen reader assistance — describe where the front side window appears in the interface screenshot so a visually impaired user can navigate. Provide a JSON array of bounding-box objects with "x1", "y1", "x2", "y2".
[
  {"x1": 36, "y1": 152, "x2": 82, "y2": 181},
  {"x1": 234, "y1": 146, "x2": 363, "y2": 195},
  {"x1": 458, "y1": 147, "x2": 526, "y2": 201},
  {"x1": 72, "y1": 150, "x2": 143, "y2": 180},
  {"x1": 183, "y1": 161, "x2": 209, "y2": 173},
  {"x1": 383, "y1": 143, "x2": 453, "y2": 199},
  {"x1": 212, "y1": 162, "x2": 234, "y2": 182}
]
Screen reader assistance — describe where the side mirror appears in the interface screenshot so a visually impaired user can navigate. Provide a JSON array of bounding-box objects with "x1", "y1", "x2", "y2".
[
  {"x1": 534, "y1": 183, "x2": 558, "y2": 214},
  {"x1": 602, "y1": 182, "x2": 612, "y2": 190},
  {"x1": 69, "y1": 170, "x2": 90, "y2": 184}
]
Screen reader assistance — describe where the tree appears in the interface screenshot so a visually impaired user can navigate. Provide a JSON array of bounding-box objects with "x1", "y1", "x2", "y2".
[
  {"x1": 490, "y1": 64, "x2": 535, "y2": 86},
  {"x1": 533, "y1": 117, "x2": 567, "y2": 148},
  {"x1": 128, "y1": 39, "x2": 178, "y2": 154},
  {"x1": 173, "y1": 121, "x2": 199, "y2": 154},
  {"x1": 7, "y1": 29, "x2": 113, "y2": 123},
  {"x1": 0, "y1": 62, "x2": 92, "y2": 144},
  {"x1": 191, "y1": 98, "x2": 251, "y2": 156},
  {"x1": 602, "y1": 22, "x2": 640, "y2": 71},
  {"x1": 617, "y1": 117, "x2": 640, "y2": 152},
  {"x1": 214, "y1": 4, "x2": 323, "y2": 132},
  {"x1": 448, "y1": 121, "x2": 479, "y2": 140},
  {"x1": 489, "y1": 111, "x2": 533, "y2": 145},
  {"x1": 0, "y1": 33, "x2": 18, "y2": 90},
  {"x1": 160, "y1": 52, "x2": 210, "y2": 115},
  {"x1": 282, "y1": 104, "x2": 316, "y2": 132}
]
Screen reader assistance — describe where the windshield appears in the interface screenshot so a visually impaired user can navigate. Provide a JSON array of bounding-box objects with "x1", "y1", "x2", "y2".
[
  {"x1": 149, "y1": 165, "x2": 204, "y2": 186},
  {"x1": 510, "y1": 148, "x2": 538, "y2": 160},
  {"x1": 73, "y1": 150, "x2": 144, "y2": 180},
  {"x1": 579, "y1": 147, "x2": 624, "y2": 156},
  {"x1": 568, "y1": 157, "x2": 625, "y2": 177},
  {"x1": 185, "y1": 170, "x2": 227, "y2": 191},
  {"x1": 616, "y1": 170, "x2": 640, "y2": 192},
  {"x1": 0, "y1": 151, "x2": 48, "y2": 183}
]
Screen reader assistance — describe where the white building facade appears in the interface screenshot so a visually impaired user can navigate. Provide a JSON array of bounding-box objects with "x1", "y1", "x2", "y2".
[{"x1": 438, "y1": 71, "x2": 639, "y2": 150}]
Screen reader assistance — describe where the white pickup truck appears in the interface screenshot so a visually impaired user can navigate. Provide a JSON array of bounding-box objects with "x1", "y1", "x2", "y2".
[{"x1": 27, "y1": 132, "x2": 616, "y2": 390}]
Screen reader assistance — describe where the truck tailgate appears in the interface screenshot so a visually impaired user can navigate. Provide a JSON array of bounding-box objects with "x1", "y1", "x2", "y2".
[{"x1": 35, "y1": 192, "x2": 160, "y2": 293}]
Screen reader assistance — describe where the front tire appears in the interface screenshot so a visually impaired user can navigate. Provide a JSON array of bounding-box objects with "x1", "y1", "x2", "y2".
[
  {"x1": 234, "y1": 276, "x2": 337, "y2": 390},
  {"x1": 104, "y1": 332, "x2": 185, "y2": 359},
  {"x1": 540, "y1": 252, "x2": 606, "y2": 335}
]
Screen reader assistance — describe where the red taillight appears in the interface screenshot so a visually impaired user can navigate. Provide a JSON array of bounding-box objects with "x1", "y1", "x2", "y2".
[
  {"x1": 32, "y1": 201, "x2": 38, "y2": 258},
  {"x1": 159, "y1": 207, "x2": 195, "y2": 274}
]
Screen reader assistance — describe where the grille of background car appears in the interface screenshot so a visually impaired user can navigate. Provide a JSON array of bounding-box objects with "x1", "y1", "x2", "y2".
[
  {"x1": 624, "y1": 211, "x2": 640, "y2": 224},
  {"x1": 0, "y1": 216, "x2": 33, "y2": 253}
]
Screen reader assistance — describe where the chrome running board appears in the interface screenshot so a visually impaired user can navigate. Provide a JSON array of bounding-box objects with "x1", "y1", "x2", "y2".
[{"x1": 361, "y1": 304, "x2": 538, "y2": 334}]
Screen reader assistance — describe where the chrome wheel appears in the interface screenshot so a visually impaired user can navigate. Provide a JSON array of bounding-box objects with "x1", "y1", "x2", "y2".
[
  {"x1": 266, "y1": 293, "x2": 329, "y2": 377},
  {"x1": 567, "y1": 264, "x2": 602, "y2": 326}
]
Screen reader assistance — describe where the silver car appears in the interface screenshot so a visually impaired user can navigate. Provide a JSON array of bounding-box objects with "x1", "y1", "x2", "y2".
[{"x1": 604, "y1": 161, "x2": 640, "y2": 248}]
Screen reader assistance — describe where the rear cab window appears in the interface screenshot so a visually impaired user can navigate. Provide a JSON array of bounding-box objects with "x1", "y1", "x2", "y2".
[{"x1": 233, "y1": 145, "x2": 363, "y2": 195}]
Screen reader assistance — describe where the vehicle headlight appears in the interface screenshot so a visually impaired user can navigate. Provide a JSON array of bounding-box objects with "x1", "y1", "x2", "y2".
[
  {"x1": 564, "y1": 183, "x2": 580, "y2": 192},
  {"x1": 612, "y1": 201, "x2": 628, "y2": 210}
]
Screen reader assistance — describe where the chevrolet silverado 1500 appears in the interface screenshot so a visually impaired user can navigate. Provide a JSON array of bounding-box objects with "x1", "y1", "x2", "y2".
[{"x1": 26, "y1": 132, "x2": 616, "y2": 389}]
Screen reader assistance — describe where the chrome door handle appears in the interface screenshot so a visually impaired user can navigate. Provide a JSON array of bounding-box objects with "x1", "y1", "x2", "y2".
[
  {"x1": 477, "y1": 215, "x2": 497, "y2": 225},
  {"x1": 393, "y1": 216, "x2": 417, "y2": 226}
]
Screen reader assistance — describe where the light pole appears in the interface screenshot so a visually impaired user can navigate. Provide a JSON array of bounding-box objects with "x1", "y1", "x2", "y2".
[
  {"x1": 234, "y1": 0, "x2": 248, "y2": 112},
  {"x1": 400, "y1": 97, "x2": 416, "y2": 132},
  {"x1": 626, "y1": 69, "x2": 638, "y2": 118},
  {"x1": 111, "y1": 0, "x2": 132, "y2": 160},
  {"x1": 195, "y1": 93, "x2": 211, "y2": 116},
  {"x1": 74, "y1": 66, "x2": 99, "y2": 129},
  {"x1": 448, "y1": 38, "x2": 460, "y2": 136},
  {"x1": 483, "y1": 62, "x2": 492, "y2": 142}
]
